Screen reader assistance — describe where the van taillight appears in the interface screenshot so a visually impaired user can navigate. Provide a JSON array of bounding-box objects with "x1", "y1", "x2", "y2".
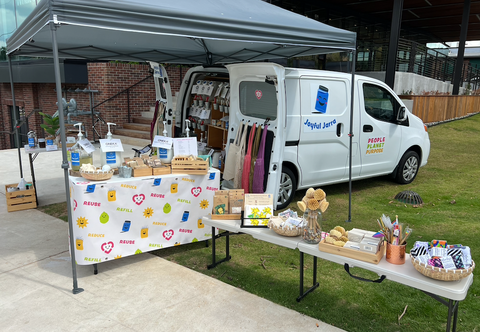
[{"x1": 424, "y1": 124, "x2": 428, "y2": 132}]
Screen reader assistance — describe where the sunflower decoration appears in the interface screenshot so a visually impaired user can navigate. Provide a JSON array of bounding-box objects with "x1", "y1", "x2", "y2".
[
  {"x1": 200, "y1": 199, "x2": 209, "y2": 210},
  {"x1": 143, "y1": 207, "x2": 154, "y2": 218},
  {"x1": 76, "y1": 216, "x2": 88, "y2": 229},
  {"x1": 262, "y1": 207, "x2": 272, "y2": 216},
  {"x1": 250, "y1": 219, "x2": 259, "y2": 226}
]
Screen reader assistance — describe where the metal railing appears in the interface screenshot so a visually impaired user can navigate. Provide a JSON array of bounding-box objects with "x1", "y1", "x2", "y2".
[{"x1": 356, "y1": 38, "x2": 480, "y2": 93}]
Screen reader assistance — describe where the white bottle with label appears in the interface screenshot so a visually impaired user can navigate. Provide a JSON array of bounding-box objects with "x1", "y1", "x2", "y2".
[
  {"x1": 159, "y1": 121, "x2": 174, "y2": 165},
  {"x1": 100, "y1": 122, "x2": 122, "y2": 169},
  {"x1": 71, "y1": 123, "x2": 93, "y2": 171}
]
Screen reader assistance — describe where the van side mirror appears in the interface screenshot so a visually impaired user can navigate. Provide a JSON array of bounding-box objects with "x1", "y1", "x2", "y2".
[{"x1": 396, "y1": 106, "x2": 407, "y2": 122}]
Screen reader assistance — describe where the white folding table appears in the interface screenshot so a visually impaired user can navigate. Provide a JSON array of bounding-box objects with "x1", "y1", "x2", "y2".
[{"x1": 203, "y1": 216, "x2": 474, "y2": 332}]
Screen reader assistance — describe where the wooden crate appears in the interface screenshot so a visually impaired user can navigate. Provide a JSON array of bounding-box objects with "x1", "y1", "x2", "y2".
[
  {"x1": 318, "y1": 239, "x2": 385, "y2": 265},
  {"x1": 171, "y1": 156, "x2": 209, "y2": 175},
  {"x1": 5, "y1": 184, "x2": 37, "y2": 212},
  {"x1": 132, "y1": 167, "x2": 152, "y2": 177},
  {"x1": 152, "y1": 165, "x2": 171, "y2": 175}
]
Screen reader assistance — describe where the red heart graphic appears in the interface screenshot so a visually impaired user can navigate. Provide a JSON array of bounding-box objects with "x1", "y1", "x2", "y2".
[
  {"x1": 101, "y1": 241, "x2": 114, "y2": 254},
  {"x1": 73, "y1": 200, "x2": 77, "y2": 211},
  {"x1": 163, "y1": 230, "x2": 174, "y2": 240},
  {"x1": 255, "y1": 90, "x2": 262, "y2": 100},
  {"x1": 191, "y1": 187, "x2": 202, "y2": 197},
  {"x1": 133, "y1": 194, "x2": 145, "y2": 205}
]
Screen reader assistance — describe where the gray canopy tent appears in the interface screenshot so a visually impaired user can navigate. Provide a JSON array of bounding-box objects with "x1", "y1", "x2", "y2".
[{"x1": 7, "y1": 0, "x2": 356, "y2": 294}]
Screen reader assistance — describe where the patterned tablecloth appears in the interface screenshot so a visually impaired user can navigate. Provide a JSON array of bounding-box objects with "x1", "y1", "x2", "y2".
[{"x1": 69, "y1": 169, "x2": 220, "y2": 265}]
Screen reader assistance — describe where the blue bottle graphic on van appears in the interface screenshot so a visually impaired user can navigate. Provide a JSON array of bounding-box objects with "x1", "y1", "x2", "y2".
[{"x1": 315, "y1": 85, "x2": 329, "y2": 113}]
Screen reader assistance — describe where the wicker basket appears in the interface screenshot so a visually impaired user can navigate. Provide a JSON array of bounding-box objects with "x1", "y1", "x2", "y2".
[
  {"x1": 268, "y1": 216, "x2": 303, "y2": 237},
  {"x1": 80, "y1": 170, "x2": 114, "y2": 181},
  {"x1": 411, "y1": 257, "x2": 475, "y2": 281}
]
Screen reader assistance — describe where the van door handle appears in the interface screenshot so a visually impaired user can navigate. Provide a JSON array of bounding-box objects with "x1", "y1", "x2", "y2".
[
  {"x1": 363, "y1": 125, "x2": 373, "y2": 133},
  {"x1": 336, "y1": 123, "x2": 342, "y2": 137}
]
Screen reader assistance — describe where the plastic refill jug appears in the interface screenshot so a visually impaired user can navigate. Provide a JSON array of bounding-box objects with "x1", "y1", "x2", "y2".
[
  {"x1": 71, "y1": 123, "x2": 93, "y2": 171},
  {"x1": 100, "y1": 122, "x2": 123, "y2": 168},
  {"x1": 159, "y1": 121, "x2": 173, "y2": 165}
]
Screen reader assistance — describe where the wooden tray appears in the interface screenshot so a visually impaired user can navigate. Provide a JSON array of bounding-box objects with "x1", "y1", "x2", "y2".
[
  {"x1": 5, "y1": 184, "x2": 37, "y2": 212},
  {"x1": 318, "y1": 239, "x2": 385, "y2": 265},
  {"x1": 211, "y1": 213, "x2": 242, "y2": 220},
  {"x1": 171, "y1": 156, "x2": 209, "y2": 175},
  {"x1": 152, "y1": 165, "x2": 171, "y2": 175}
]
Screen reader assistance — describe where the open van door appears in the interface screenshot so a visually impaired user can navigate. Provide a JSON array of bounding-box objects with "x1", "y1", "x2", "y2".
[
  {"x1": 226, "y1": 63, "x2": 286, "y2": 210},
  {"x1": 148, "y1": 62, "x2": 173, "y2": 138}
]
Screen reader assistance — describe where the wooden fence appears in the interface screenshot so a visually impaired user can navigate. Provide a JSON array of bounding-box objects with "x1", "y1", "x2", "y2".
[{"x1": 400, "y1": 95, "x2": 480, "y2": 124}]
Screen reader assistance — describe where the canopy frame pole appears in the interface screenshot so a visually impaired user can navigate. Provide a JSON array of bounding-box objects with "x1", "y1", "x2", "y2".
[
  {"x1": 347, "y1": 48, "x2": 357, "y2": 223},
  {"x1": 7, "y1": 55, "x2": 23, "y2": 179},
  {"x1": 50, "y1": 21, "x2": 84, "y2": 295}
]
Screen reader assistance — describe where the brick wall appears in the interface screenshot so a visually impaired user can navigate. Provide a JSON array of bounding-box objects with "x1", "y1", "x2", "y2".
[{"x1": 0, "y1": 62, "x2": 188, "y2": 150}]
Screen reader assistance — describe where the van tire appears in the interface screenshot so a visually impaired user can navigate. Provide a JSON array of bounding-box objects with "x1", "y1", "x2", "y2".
[
  {"x1": 277, "y1": 166, "x2": 297, "y2": 210},
  {"x1": 395, "y1": 151, "x2": 420, "y2": 184}
]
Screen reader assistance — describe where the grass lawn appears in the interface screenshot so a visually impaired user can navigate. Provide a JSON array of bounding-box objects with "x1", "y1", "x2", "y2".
[{"x1": 39, "y1": 114, "x2": 480, "y2": 332}]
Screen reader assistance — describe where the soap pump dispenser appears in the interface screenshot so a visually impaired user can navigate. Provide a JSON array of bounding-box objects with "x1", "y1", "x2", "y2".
[
  {"x1": 100, "y1": 122, "x2": 122, "y2": 168},
  {"x1": 159, "y1": 121, "x2": 174, "y2": 165},
  {"x1": 71, "y1": 123, "x2": 93, "y2": 171}
]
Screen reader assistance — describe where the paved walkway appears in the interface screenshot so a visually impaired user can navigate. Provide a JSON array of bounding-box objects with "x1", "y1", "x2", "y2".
[{"x1": 0, "y1": 145, "x2": 344, "y2": 331}]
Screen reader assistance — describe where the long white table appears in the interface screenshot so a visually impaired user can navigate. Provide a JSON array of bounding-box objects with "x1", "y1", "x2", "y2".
[{"x1": 203, "y1": 216, "x2": 474, "y2": 332}]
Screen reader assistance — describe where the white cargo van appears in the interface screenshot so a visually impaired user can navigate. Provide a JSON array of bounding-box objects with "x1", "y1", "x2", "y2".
[{"x1": 152, "y1": 62, "x2": 430, "y2": 209}]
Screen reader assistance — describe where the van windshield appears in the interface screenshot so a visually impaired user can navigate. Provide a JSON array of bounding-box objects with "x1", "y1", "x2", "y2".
[{"x1": 239, "y1": 81, "x2": 277, "y2": 120}]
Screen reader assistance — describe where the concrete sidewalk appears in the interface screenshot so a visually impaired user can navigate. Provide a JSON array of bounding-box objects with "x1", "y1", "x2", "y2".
[{"x1": 0, "y1": 146, "x2": 344, "y2": 332}]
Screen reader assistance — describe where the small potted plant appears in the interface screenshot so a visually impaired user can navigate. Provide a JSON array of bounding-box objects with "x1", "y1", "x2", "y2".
[{"x1": 39, "y1": 112, "x2": 60, "y2": 146}]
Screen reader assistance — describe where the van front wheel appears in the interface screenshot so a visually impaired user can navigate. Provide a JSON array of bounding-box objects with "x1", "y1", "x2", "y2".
[
  {"x1": 277, "y1": 167, "x2": 296, "y2": 210},
  {"x1": 395, "y1": 151, "x2": 419, "y2": 184}
]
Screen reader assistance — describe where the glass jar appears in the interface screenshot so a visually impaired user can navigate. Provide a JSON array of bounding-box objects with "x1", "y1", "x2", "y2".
[{"x1": 303, "y1": 208, "x2": 323, "y2": 244}]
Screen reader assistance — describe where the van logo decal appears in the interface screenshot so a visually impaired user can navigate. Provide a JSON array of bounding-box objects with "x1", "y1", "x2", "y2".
[
  {"x1": 255, "y1": 90, "x2": 263, "y2": 100},
  {"x1": 303, "y1": 119, "x2": 337, "y2": 132},
  {"x1": 365, "y1": 137, "x2": 386, "y2": 155}
]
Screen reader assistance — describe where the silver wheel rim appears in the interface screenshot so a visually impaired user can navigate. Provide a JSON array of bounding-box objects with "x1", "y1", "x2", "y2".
[
  {"x1": 402, "y1": 156, "x2": 418, "y2": 181},
  {"x1": 277, "y1": 172, "x2": 293, "y2": 205}
]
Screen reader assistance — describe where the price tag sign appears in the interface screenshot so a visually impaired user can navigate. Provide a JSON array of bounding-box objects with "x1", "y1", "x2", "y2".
[
  {"x1": 200, "y1": 109, "x2": 211, "y2": 119},
  {"x1": 46, "y1": 144, "x2": 58, "y2": 151},
  {"x1": 173, "y1": 137, "x2": 198, "y2": 156},
  {"x1": 78, "y1": 138, "x2": 96, "y2": 154},
  {"x1": 152, "y1": 135, "x2": 173, "y2": 149},
  {"x1": 99, "y1": 139, "x2": 124, "y2": 152}
]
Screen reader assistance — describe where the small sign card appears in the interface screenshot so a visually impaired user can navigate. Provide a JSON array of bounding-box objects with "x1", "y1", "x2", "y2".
[
  {"x1": 242, "y1": 194, "x2": 274, "y2": 228},
  {"x1": 99, "y1": 138, "x2": 124, "y2": 152},
  {"x1": 78, "y1": 138, "x2": 96, "y2": 154},
  {"x1": 152, "y1": 135, "x2": 173, "y2": 149},
  {"x1": 46, "y1": 144, "x2": 58, "y2": 151},
  {"x1": 173, "y1": 137, "x2": 198, "y2": 156}
]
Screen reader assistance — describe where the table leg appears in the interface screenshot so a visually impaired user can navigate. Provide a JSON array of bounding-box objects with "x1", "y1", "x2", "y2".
[
  {"x1": 28, "y1": 153, "x2": 39, "y2": 206},
  {"x1": 296, "y1": 252, "x2": 320, "y2": 302},
  {"x1": 207, "y1": 228, "x2": 234, "y2": 269},
  {"x1": 93, "y1": 264, "x2": 98, "y2": 275},
  {"x1": 452, "y1": 301, "x2": 459, "y2": 332}
]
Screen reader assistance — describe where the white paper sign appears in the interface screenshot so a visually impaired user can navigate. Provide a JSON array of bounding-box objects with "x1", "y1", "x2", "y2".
[
  {"x1": 152, "y1": 62, "x2": 162, "y2": 78},
  {"x1": 99, "y1": 138, "x2": 124, "y2": 152},
  {"x1": 215, "y1": 84, "x2": 223, "y2": 98},
  {"x1": 200, "y1": 109, "x2": 211, "y2": 119},
  {"x1": 46, "y1": 144, "x2": 58, "y2": 151},
  {"x1": 191, "y1": 84, "x2": 200, "y2": 94},
  {"x1": 221, "y1": 87, "x2": 229, "y2": 99},
  {"x1": 173, "y1": 137, "x2": 198, "y2": 156},
  {"x1": 152, "y1": 135, "x2": 173, "y2": 149},
  {"x1": 78, "y1": 138, "x2": 96, "y2": 154}
]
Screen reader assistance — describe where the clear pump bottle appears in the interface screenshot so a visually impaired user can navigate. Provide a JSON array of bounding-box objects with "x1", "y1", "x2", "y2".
[{"x1": 71, "y1": 123, "x2": 93, "y2": 171}]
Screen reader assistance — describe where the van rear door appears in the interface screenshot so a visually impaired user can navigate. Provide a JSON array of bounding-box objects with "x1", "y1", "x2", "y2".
[
  {"x1": 226, "y1": 63, "x2": 285, "y2": 209},
  {"x1": 149, "y1": 62, "x2": 173, "y2": 137}
]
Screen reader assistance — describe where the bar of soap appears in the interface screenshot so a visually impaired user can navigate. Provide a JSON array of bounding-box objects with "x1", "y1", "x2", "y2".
[
  {"x1": 347, "y1": 229, "x2": 365, "y2": 242},
  {"x1": 344, "y1": 241, "x2": 361, "y2": 250},
  {"x1": 359, "y1": 238, "x2": 381, "y2": 253}
]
